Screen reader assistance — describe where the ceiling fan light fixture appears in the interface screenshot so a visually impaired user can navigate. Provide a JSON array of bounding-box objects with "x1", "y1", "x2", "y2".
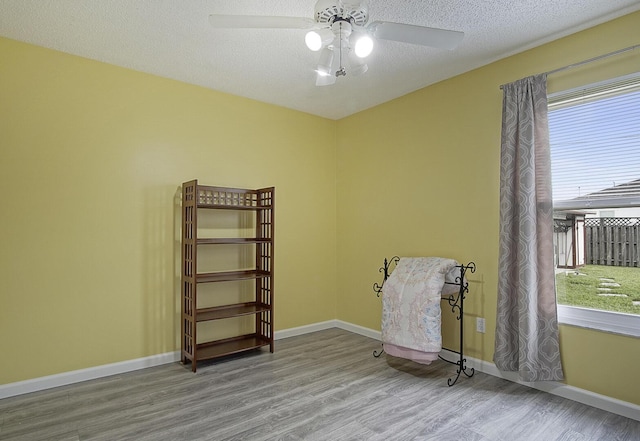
[
  {"x1": 305, "y1": 28, "x2": 334, "y2": 51},
  {"x1": 316, "y1": 47, "x2": 335, "y2": 76},
  {"x1": 208, "y1": 0, "x2": 465, "y2": 87}
]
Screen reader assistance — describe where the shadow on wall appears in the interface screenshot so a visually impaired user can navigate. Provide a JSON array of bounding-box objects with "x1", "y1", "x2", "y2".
[{"x1": 141, "y1": 184, "x2": 182, "y2": 356}]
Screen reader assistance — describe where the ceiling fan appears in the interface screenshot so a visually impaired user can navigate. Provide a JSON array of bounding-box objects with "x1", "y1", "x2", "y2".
[{"x1": 209, "y1": 0, "x2": 464, "y2": 86}]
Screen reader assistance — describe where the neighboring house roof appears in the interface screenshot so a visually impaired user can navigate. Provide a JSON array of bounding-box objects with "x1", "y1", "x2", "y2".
[
  {"x1": 554, "y1": 178, "x2": 640, "y2": 210},
  {"x1": 580, "y1": 178, "x2": 640, "y2": 199}
]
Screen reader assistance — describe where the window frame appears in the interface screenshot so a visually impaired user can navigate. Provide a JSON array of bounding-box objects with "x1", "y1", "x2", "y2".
[
  {"x1": 557, "y1": 305, "x2": 640, "y2": 337},
  {"x1": 549, "y1": 73, "x2": 640, "y2": 338}
]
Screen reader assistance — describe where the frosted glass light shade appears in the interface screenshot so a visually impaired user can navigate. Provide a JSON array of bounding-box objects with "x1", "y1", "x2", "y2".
[
  {"x1": 305, "y1": 29, "x2": 334, "y2": 51},
  {"x1": 316, "y1": 72, "x2": 336, "y2": 86},
  {"x1": 316, "y1": 47, "x2": 334, "y2": 76},
  {"x1": 353, "y1": 34, "x2": 374, "y2": 58}
]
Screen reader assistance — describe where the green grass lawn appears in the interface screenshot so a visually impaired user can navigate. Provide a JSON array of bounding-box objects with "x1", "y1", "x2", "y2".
[{"x1": 556, "y1": 265, "x2": 640, "y2": 314}]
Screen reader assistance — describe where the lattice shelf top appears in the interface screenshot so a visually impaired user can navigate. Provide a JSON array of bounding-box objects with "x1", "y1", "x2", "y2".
[{"x1": 195, "y1": 186, "x2": 273, "y2": 209}]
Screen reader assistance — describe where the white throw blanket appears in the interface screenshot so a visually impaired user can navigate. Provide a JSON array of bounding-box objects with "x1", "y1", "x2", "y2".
[{"x1": 381, "y1": 257, "x2": 460, "y2": 359}]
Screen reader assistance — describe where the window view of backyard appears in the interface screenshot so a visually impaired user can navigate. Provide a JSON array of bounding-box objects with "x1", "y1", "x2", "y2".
[
  {"x1": 549, "y1": 74, "x2": 640, "y2": 318},
  {"x1": 556, "y1": 265, "x2": 640, "y2": 315},
  {"x1": 554, "y1": 215, "x2": 640, "y2": 315}
]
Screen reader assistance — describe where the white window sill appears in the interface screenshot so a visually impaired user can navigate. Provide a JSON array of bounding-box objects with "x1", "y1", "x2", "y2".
[{"x1": 558, "y1": 304, "x2": 640, "y2": 337}]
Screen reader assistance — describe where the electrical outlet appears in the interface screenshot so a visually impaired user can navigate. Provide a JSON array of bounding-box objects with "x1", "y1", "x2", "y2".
[{"x1": 476, "y1": 317, "x2": 486, "y2": 333}]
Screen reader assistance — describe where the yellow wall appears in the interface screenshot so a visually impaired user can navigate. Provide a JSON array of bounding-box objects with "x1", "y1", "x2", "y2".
[
  {"x1": 0, "y1": 37, "x2": 337, "y2": 384},
  {"x1": 336, "y1": 11, "x2": 640, "y2": 405},
  {"x1": 1, "y1": 10, "x2": 639, "y2": 407}
]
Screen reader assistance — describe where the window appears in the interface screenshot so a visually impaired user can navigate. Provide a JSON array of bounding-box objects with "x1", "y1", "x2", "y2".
[{"x1": 548, "y1": 73, "x2": 640, "y2": 336}]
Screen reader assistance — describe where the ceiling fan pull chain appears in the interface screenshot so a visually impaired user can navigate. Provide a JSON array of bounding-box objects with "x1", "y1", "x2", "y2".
[{"x1": 336, "y1": 21, "x2": 347, "y2": 77}]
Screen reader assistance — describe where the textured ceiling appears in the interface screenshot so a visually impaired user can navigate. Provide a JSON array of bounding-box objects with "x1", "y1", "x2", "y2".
[{"x1": 1, "y1": 0, "x2": 639, "y2": 120}]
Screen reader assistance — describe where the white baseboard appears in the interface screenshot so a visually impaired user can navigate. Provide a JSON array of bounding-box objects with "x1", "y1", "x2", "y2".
[
  {"x1": 0, "y1": 351, "x2": 180, "y2": 400},
  {"x1": 2, "y1": 321, "x2": 639, "y2": 422},
  {"x1": 334, "y1": 319, "x2": 382, "y2": 340},
  {"x1": 274, "y1": 320, "x2": 338, "y2": 340}
]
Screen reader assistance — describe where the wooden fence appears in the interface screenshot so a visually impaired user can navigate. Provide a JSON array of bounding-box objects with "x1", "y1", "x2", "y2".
[{"x1": 585, "y1": 218, "x2": 640, "y2": 267}]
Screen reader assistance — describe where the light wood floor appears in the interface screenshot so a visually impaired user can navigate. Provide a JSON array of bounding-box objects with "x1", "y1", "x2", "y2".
[{"x1": 1, "y1": 329, "x2": 639, "y2": 441}]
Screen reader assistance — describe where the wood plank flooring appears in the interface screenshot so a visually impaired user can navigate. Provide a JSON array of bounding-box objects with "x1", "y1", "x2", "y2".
[{"x1": 1, "y1": 328, "x2": 639, "y2": 440}]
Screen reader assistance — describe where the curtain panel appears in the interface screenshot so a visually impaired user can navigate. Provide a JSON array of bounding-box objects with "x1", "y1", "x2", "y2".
[{"x1": 495, "y1": 74, "x2": 564, "y2": 382}]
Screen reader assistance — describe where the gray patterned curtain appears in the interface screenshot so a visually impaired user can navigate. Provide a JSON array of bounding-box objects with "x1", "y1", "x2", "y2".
[{"x1": 494, "y1": 74, "x2": 564, "y2": 382}]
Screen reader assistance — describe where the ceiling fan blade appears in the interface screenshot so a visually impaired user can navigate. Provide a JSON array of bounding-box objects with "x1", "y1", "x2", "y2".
[
  {"x1": 368, "y1": 21, "x2": 464, "y2": 50},
  {"x1": 209, "y1": 14, "x2": 316, "y2": 29}
]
